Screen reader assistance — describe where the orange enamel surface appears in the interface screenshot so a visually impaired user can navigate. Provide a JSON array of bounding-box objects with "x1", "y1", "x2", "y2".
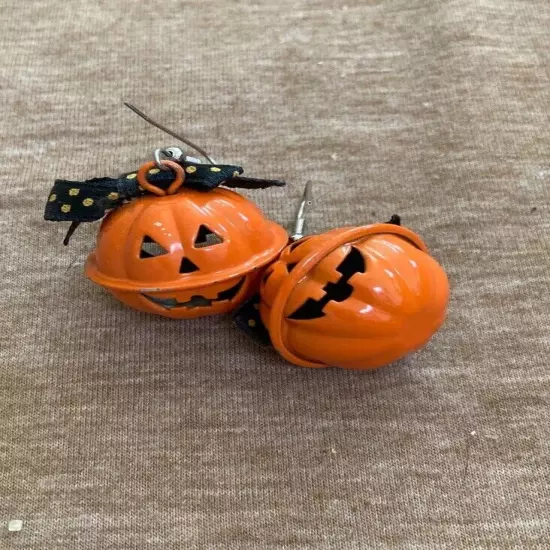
[
  {"x1": 85, "y1": 186, "x2": 288, "y2": 319},
  {"x1": 260, "y1": 224, "x2": 449, "y2": 370}
]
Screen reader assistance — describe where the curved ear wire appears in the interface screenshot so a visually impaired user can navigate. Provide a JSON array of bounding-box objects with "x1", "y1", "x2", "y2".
[{"x1": 123, "y1": 102, "x2": 216, "y2": 164}]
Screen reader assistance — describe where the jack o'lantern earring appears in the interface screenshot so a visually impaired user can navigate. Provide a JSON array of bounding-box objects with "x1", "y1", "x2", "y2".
[
  {"x1": 234, "y1": 184, "x2": 450, "y2": 370},
  {"x1": 44, "y1": 104, "x2": 289, "y2": 319}
]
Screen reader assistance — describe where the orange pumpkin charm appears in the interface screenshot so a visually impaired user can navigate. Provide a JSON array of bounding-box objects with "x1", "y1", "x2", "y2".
[
  {"x1": 259, "y1": 224, "x2": 449, "y2": 369},
  {"x1": 85, "y1": 161, "x2": 288, "y2": 319}
]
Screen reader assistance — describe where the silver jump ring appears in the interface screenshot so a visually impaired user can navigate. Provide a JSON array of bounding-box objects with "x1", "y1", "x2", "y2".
[{"x1": 153, "y1": 148, "x2": 171, "y2": 171}]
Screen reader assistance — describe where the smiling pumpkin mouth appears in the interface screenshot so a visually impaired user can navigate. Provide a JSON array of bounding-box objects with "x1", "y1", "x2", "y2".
[
  {"x1": 141, "y1": 277, "x2": 245, "y2": 310},
  {"x1": 287, "y1": 247, "x2": 366, "y2": 320}
]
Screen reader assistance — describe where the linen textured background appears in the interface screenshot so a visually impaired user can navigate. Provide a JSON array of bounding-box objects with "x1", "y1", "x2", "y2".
[{"x1": 1, "y1": 1, "x2": 549, "y2": 548}]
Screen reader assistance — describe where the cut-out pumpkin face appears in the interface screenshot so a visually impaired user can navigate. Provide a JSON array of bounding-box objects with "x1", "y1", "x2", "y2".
[
  {"x1": 85, "y1": 187, "x2": 289, "y2": 319},
  {"x1": 259, "y1": 224, "x2": 449, "y2": 369}
]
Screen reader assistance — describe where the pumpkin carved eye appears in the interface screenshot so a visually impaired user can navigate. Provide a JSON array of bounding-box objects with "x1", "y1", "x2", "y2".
[
  {"x1": 140, "y1": 236, "x2": 168, "y2": 258},
  {"x1": 288, "y1": 246, "x2": 366, "y2": 320},
  {"x1": 194, "y1": 225, "x2": 223, "y2": 248}
]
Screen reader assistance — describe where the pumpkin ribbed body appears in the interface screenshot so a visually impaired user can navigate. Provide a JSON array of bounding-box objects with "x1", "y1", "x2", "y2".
[
  {"x1": 85, "y1": 187, "x2": 288, "y2": 319},
  {"x1": 260, "y1": 224, "x2": 449, "y2": 369}
]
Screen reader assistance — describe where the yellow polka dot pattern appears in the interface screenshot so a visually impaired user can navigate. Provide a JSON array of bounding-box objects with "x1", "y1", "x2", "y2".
[
  {"x1": 210, "y1": 167, "x2": 222, "y2": 173},
  {"x1": 61, "y1": 204, "x2": 71, "y2": 213},
  {"x1": 107, "y1": 192, "x2": 119, "y2": 200},
  {"x1": 48, "y1": 193, "x2": 57, "y2": 202},
  {"x1": 149, "y1": 168, "x2": 160, "y2": 175},
  {"x1": 185, "y1": 166, "x2": 197, "y2": 174},
  {"x1": 126, "y1": 173, "x2": 137, "y2": 179},
  {"x1": 69, "y1": 188, "x2": 80, "y2": 196},
  {"x1": 248, "y1": 319, "x2": 257, "y2": 328},
  {"x1": 82, "y1": 198, "x2": 94, "y2": 207},
  {"x1": 233, "y1": 171, "x2": 240, "y2": 178}
]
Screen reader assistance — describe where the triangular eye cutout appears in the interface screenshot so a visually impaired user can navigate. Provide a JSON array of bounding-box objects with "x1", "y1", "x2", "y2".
[
  {"x1": 194, "y1": 225, "x2": 224, "y2": 248},
  {"x1": 140, "y1": 235, "x2": 168, "y2": 259},
  {"x1": 179, "y1": 257, "x2": 199, "y2": 273}
]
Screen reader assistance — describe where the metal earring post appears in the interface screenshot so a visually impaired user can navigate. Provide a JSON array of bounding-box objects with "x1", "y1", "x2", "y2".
[{"x1": 291, "y1": 181, "x2": 313, "y2": 241}]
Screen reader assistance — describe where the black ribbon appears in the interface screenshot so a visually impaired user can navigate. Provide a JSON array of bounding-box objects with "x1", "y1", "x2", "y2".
[
  {"x1": 232, "y1": 294, "x2": 272, "y2": 346},
  {"x1": 44, "y1": 159, "x2": 285, "y2": 242}
]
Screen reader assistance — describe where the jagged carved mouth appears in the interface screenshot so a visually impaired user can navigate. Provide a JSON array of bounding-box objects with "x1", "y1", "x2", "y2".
[
  {"x1": 288, "y1": 247, "x2": 366, "y2": 320},
  {"x1": 142, "y1": 277, "x2": 245, "y2": 310}
]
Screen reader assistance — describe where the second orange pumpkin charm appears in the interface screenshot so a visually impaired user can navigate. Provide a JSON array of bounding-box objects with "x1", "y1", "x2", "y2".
[{"x1": 258, "y1": 224, "x2": 449, "y2": 369}]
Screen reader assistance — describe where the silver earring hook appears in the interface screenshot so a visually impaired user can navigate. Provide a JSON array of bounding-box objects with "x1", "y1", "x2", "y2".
[
  {"x1": 153, "y1": 148, "x2": 170, "y2": 171},
  {"x1": 153, "y1": 147, "x2": 186, "y2": 170},
  {"x1": 291, "y1": 181, "x2": 313, "y2": 241},
  {"x1": 124, "y1": 102, "x2": 216, "y2": 164}
]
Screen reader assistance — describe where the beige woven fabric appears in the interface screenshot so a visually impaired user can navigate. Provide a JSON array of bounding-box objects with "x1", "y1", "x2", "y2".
[{"x1": 1, "y1": 1, "x2": 549, "y2": 548}]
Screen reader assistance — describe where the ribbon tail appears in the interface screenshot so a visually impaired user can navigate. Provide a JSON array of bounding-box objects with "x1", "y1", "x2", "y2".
[
  {"x1": 224, "y1": 176, "x2": 286, "y2": 189},
  {"x1": 387, "y1": 214, "x2": 401, "y2": 225},
  {"x1": 232, "y1": 294, "x2": 272, "y2": 346},
  {"x1": 63, "y1": 221, "x2": 81, "y2": 246}
]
